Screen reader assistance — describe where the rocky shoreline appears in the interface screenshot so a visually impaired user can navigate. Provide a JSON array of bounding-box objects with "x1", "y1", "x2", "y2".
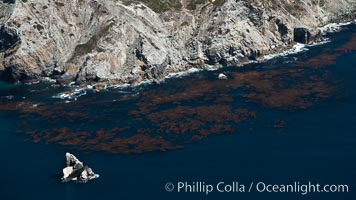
[
  {"x1": 0, "y1": 0, "x2": 355, "y2": 87},
  {"x1": 51, "y1": 20, "x2": 354, "y2": 101}
]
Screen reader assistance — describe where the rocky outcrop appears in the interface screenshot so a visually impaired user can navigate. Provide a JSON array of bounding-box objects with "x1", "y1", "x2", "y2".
[
  {"x1": 294, "y1": 28, "x2": 312, "y2": 44},
  {"x1": 293, "y1": 27, "x2": 323, "y2": 44},
  {"x1": 0, "y1": 0, "x2": 355, "y2": 85},
  {"x1": 62, "y1": 152, "x2": 99, "y2": 183}
]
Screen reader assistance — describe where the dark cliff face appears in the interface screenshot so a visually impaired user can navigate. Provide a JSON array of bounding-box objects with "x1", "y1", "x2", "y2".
[
  {"x1": 0, "y1": 0, "x2": 355, "y2": 85},
  {"x1": 0, "y1": 26, "x2": 19, "y2": 52},
  {"x1": 0, "y1": 0, "x2": 17, "y2": 55},
  {"x1": 1, "y1": 0, "x2": 15, "y2": 4},
  {"x1": 293, "y1": 28, "x2": 312, "y2": 44},
  {"x1": 0, "y1": 26, "x2": 22, "y2": 82}
]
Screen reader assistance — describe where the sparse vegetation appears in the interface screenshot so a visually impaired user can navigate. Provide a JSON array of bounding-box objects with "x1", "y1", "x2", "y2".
[
  {"x1": 285, "y1": 2, "x2": 305, "y2": 17},
  {"x1": 70, "y1": 23, "x2": 114, "y2": 61},
  {"x1": 122, "y1": 0, "x2": 181, "y2": 12},
  {"x1": 122, "y1": 0, "x2": 225, "y2": 13},
  {"x1": 76, "y1": 43, "x2": 95, "y2": 54}
]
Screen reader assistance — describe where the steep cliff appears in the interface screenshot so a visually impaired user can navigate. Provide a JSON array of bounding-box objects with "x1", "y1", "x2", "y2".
[{"x1": 0, "y1": 0, "x2": 355, "y2": 85}]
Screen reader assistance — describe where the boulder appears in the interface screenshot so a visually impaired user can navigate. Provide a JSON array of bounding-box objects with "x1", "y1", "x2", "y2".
[{"x1": 218, "y1": 73, "x2": 228, "y2": 80}]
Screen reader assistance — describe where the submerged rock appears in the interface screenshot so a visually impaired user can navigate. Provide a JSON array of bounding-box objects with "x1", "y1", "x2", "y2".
[{"x1": 62, "y1": 152, "x2": 99, "y2": 183}]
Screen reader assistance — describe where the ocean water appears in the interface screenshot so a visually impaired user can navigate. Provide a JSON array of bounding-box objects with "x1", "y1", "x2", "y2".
[{"x1": 0, "y1": 24, "x2": 355, "y2": 200}]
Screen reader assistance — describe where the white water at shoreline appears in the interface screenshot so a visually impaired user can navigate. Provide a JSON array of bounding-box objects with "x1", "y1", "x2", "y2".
[
  {"x1": 263, "y1": 43, "x2": 309, "y2": 61},
  {"x1": 319, "y1": 21, "x2": 354, "y2": 35},
  {"x1": 263, "y1": 20, "x2": 355, "y2": 61},
  {"x1": 165, "y1": 68, "x2": 203, "y2": 79}
]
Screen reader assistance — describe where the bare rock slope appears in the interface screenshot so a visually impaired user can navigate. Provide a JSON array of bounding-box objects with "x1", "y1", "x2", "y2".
[{"x1": 0, "y1": 0, "x2": 355, "y2": 85}]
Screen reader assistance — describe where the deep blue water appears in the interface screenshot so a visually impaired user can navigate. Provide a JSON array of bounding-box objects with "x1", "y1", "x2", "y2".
[{"x1": 0, "y1": 24, "x2": 355, "y2": 200}]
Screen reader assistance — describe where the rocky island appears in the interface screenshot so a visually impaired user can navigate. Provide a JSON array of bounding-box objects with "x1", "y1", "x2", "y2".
[{"x1": 0, "y1": 0, "x2": 355, "y2": 86}]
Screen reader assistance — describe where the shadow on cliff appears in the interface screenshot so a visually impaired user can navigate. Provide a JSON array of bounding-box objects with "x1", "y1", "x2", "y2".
[{"x1": 0, "y1": 25, "x2": 23, "y2": 82}]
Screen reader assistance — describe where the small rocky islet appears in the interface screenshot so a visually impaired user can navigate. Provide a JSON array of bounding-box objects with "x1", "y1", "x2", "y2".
[{"x1": 62, "y1": 152, "x2": 99, "y2": 183}]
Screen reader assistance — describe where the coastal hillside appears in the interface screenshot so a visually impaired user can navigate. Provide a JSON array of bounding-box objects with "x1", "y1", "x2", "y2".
[{"x1": 0, "y1": 0, "x2": 354, "y2": 85}]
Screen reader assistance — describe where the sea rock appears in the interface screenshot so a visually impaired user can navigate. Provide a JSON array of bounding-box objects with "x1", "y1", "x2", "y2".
[
  {"x1": 62, "y1": 152, "x2": 99, "y2": 183},
  {"x1": 0, "y1": 0, "x2": 355, "y2": 85},
  {"x1": 218, "y1": 73, "x2": 228, "y2": 80}
]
